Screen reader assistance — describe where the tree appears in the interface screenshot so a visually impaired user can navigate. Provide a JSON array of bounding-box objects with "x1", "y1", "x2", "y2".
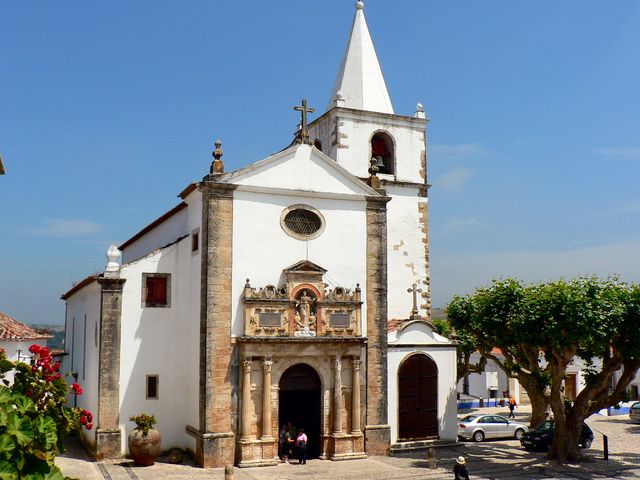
[
  {"x1": 447, "y1": 277, "x2": 640, "y2": 463},
  {"x1": 0, "y1": 345, "x2": 92, "y2": 479}
]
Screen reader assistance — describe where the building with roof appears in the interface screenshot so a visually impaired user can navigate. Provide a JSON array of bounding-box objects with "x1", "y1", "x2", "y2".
[
  {"x1": 61, "y1": 1, "x2": 457, "y2": 467},
  {"x1": 0, "y1": 311, "x2": 53, "y2": 381}
]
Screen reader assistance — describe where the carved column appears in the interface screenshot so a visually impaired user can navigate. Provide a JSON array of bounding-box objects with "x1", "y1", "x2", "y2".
[
  {"x1": 241, "y1": 358, "x2": 253, "y2": 440},
  {"x1": 261, "y1": 359, "x2": 273, "y2": 439},
  {"x1": 351, "y1": 359, "x2": 362, "y2": 434},
  {"x1": 333, "y1": 356, "x2": 343, "y2": 434}
]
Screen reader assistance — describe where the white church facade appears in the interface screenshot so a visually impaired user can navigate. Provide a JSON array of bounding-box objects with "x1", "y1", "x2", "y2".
[{"x1": 61, "y1": 1, "x2": 457, "y2": 467}]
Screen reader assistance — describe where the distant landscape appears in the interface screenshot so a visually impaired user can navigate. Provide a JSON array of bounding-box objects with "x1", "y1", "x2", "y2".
[{"x1": 31, "y1": 324, "x2": 65, "y2": 351}]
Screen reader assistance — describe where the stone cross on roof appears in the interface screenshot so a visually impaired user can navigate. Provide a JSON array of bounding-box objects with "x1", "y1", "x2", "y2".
[
  {"x1": 407, "y1": 283, "x2": 423, "y2": 320},
  {"x1": 293, "y1": 98, "x2": 315, "y2": 145}
]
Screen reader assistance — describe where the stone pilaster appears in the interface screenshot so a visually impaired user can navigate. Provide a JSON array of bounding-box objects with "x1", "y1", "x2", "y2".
[
  {"x1": 332, "y1": 356, "x2": 343, "y2": 434},
  {"x1": 241, "y1": 359, "x2": 253, "y2": 440},
  {"x1": 95, "y1": 276, "x2": 126, "y2": 459},
  {"x1": 364, "y1": 196, "x2": 391, "y2": 455},
  {"x1": 261, "y1": 359, "x2": 273, "y2": 440},
  {"x1": 190, "y1": 181, "x2": 237, "y2": 468},
  {"x1": 351, "y1": 359, "x2": 362, "y2": 434}
]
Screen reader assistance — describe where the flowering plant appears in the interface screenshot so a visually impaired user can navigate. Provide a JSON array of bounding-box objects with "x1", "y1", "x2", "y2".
[
  {"x1": 129, "y1": 413, "x2": 157, "y2": 436},
  {"x1": 0, "y1": 344, "x2": 92, "y2": 480}
]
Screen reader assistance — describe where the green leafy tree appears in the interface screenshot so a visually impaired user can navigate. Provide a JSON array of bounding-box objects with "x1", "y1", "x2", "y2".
[
  {"x1": 447, "y1": 277, "x2": 640, "y2": 463},
  {"x1": 0, "y1": 345, "x2": 91, "y2": 479}
]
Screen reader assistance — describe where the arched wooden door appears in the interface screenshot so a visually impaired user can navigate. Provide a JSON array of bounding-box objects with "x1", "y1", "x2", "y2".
[{"x1": 398, "y1": 354, "x2": 438, "y2": 440}]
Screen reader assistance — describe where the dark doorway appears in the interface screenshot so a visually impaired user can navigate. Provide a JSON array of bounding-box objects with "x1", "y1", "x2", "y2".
[
  {"x1": 398, "y1": 354, "x2": 438, "y2": 440},
  {"x1": 278, "y1": 364, "x2": 322, "y2": 459}
]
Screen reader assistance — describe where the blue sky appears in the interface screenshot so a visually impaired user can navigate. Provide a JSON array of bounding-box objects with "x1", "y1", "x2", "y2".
[{"x1": 1, "y1": 1, "x2": 639, "y2": 325}]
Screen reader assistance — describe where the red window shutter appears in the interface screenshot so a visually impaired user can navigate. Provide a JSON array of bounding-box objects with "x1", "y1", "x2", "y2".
[{"x1": 146, "y1": 277, "x2": 167, "y2": 306}]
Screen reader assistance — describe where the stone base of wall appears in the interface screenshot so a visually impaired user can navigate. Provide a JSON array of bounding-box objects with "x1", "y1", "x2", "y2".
[
  {"x1": 237, "y1": 438, "x2": 279, "y2": 467},
  {"x1": 187, "y1": 426, "x2": 235, "y2": 468},
  {"x1": 329, "y1": 432, "x2": 367, "y2": 460},
  {"x1": 364, "y1": 424, "x2": 390, "y2": 455},
  {"x1": 95, "y1": 428, "x2": 122, "y2": 459}
]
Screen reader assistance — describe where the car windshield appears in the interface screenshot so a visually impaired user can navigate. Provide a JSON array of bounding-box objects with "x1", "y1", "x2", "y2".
[
  {"x1": 460, "y1": 415, "x2": 479, "y2": 423},
  {"x1": 535, "y1": 421, "x2": 554, "y2": 432}
]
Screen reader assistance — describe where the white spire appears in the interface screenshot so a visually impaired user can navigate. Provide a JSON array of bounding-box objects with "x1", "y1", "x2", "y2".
[{"x1": 328, "y1": 1, "x2": 394, "y2": 114}]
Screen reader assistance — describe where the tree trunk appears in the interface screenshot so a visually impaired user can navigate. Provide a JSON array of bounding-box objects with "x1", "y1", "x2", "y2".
[{"x1": 517, "y1": 374, "x2": 548, "y2": 428}]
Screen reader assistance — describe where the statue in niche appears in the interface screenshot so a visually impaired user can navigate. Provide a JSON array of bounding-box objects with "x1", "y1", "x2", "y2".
[{"x1": 294, "y1": 289, "x2": 316, "y2": 337}]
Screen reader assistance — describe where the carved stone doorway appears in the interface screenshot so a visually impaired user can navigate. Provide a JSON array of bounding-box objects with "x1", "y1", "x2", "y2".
[
  {"x1": 278, "y1": 364, "x2": 322, "y2": 459},
  {"x1": 398, "y1": 354, "x2": 438, "y2": 440}
]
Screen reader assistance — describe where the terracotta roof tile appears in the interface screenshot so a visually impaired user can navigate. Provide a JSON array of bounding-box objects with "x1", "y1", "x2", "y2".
[{"x1": 0, "y1": 312, "x2": 53, "y2": 341}]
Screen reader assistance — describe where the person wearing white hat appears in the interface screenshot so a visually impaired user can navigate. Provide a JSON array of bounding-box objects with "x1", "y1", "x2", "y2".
[{"x1": 454, "y1": 456, "x2": 470, "y2": 480}]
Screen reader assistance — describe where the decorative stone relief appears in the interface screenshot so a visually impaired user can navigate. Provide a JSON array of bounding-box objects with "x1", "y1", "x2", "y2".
[{"x1": 242, "y1": 261, "x2": 362, "y2": 338}]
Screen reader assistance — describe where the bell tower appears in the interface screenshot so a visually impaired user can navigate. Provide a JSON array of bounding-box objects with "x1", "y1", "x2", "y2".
[{"x1": 308, "y1": 0, "x2": 431, "y2": 322}]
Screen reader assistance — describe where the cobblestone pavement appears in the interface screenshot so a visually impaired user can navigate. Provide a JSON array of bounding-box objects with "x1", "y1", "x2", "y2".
[{"x1": 56, "y1": 408, "x2": 640, "y2": 480}]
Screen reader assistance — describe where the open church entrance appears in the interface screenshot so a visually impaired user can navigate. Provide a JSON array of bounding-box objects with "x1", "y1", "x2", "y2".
[
  {"x1": 278, "y1": 364, "x2": 321, "y2": 459},
  {"x1": 398, "y1": 353, "x2": 438, "y2": 440}
]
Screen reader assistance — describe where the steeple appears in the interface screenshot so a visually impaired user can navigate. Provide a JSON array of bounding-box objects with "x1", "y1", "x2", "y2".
[{"x1": 328, "y1": 1, "x2": 394, "y2": 114}]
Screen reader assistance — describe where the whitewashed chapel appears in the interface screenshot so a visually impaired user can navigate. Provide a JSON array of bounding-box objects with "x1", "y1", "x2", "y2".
[{"x1": 61, "y1": 1, "x2": 457, "y2": 467}]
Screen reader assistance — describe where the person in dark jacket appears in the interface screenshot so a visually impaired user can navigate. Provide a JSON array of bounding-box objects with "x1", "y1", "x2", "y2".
[{"x1": 454, "y1": 456, "x2": 470, "y2": 480}]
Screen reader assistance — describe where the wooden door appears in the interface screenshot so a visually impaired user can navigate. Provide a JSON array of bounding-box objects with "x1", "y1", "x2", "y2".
[
  {"x1": 565, "y1": 373, "x2": 577, "y2": 401},
  {"x1": 398, "y1": 354, "x2": 438, "y2": 440}
]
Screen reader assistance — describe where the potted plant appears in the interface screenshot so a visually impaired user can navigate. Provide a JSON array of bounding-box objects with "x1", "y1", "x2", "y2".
[{"x1": 128, "y1": 413, "x2": 161, "y2": 466}]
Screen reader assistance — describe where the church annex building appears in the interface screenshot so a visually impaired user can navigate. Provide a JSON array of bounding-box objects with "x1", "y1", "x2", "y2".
[{"x1": 61, "y1": 2, "x2": 457, "y2": 468}]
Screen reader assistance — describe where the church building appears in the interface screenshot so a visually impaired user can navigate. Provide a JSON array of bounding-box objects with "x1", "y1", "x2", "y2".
[{"x1": 61, "y1": 1, "x2": 457, "y2": 468}]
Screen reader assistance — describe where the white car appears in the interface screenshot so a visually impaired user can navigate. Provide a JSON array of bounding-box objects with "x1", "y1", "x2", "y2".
[
  {"x1": 457, "y1": 414, "x2": 528, "y2": 442},
  {"x1": 630, "y1": 402, "x2": 640, "y2": 423}
]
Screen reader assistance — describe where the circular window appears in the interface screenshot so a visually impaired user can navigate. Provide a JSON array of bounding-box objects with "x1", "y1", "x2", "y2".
[{"x1": 281, "y1": 205, "x2": 325, "y2": 240}]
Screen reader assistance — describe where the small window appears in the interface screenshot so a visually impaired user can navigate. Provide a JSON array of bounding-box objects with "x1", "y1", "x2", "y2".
[
  {"x1": 370, "y1": 132, "x2": 394, "y2": 175},
  {"x1": 191, "y1": 229, "x2": 200, "y2": 253},
  {"x1": 146, "y1": 375, "x2": 159, "y2": 399},
  {"x1": 280, "y1": 204, "x2": 325, "y2": 241},
  {"x1": 142, "y1": 273, "x2": 171, "y2": 308}
]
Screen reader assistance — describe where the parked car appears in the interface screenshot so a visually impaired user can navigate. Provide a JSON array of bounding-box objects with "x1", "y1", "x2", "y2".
[
  {"x1": 520, "y1": 420, "x2": 594, "y2": 451},
  {"x1": 630, "y1": 402, "x2": 640, "y2": 423},
  {"x1": 457, "y1": 414, "x2": 528, "y2": 442}
]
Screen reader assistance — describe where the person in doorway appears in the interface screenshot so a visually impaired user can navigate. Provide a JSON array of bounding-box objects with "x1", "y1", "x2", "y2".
[
  {"x1": 508, "y1": 395, "x2": 517, "y2": 418},
  {"x1": 296, "y1": 427, "x2": 308, "y2": 464},
  {"x1": 281, "y1": 423, "x2": 294, "y2": 464},
  {"x1": 453, "y1": 456, "x2": 470, "y2": 480}
]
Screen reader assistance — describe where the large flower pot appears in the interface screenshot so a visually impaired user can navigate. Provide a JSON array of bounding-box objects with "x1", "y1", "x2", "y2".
[{"x1": 128, "y1": 428, "x2": 161, "y2": 466}]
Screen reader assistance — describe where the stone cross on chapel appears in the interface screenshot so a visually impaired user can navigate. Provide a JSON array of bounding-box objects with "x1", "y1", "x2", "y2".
[
  {"x1": 293, "y1": 98, "x2": 315, "y2": 145},
  {"x1": 407, "y1": 283, "x2": 423, "y2": 320}
]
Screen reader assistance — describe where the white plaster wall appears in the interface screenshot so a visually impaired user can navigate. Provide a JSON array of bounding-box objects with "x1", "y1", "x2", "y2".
[
  {"x1": 62, "y1": 280, "x2": 102, "y2": 448},
  {"x1": 231, "y1": 190, "x2": 368, "y2": 337},
  {"x1": 118, "y1": 232, "x2": 200, "y2": 454},
  {"x1": 386, "y1": 184, "x2": 428, "y2": 320},
  {"x1": 387, "y1": 346, "x2": 458, "y2": 443},
  {"x1": 121, "y1": 198, "x2": 197, "y2": 264}
]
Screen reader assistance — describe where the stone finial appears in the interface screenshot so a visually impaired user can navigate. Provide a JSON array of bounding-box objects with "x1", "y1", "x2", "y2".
[
  {"x1": 355, "y1": 0, "x2": 364, "y2": 10},
  {"x1": 105, "y1": 244, "x2": 121, "y2": 276},
  {"x1": 210, "y1": 139, "x2": 224, "y2": 175},
  {"x1": 367, "y1": 157, "x2": 380, "y2": 190},
  {"x1": 334, "y1": 90, "x2": 346, "y2": 108},
  {"x1": 415, "y1": 101, "x2": 427, "y2": 119}
]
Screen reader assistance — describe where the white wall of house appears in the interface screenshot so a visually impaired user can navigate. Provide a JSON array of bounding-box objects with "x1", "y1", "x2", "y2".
[
  {"x1": 456, "y1": 353, "x2": 510, "y2": 400},
  {"x1": 0, "y1": 339, "x2": 49, "y2": 384},
  {"x1": 62, "y1": 280, "x2": 102, "y2": 448},
  {"x1": 387, "y1": 321, "x2": 457, "y2": 443},
  {"x1": 117, "y1": 233, "x2": 200, "y2": 454}
]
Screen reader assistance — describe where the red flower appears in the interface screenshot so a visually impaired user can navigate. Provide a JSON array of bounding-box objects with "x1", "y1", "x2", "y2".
[
  {"x1": 28, "y1": 345, "x2": 42, "y2": 354},
  {"x1": 54, "y1": 373, "x2": 61, "y2": 380},
  {"x1": 71, "y1": 383, "x2": 83, "y2": 395},
  {"x1": 86, "y1": 423, "x2": 93, "y2": 430},
  {"x1": 80, "y1": 417, "x2": 87, "y2": 425},
  {"x1": 40, "y1": 347, "x2": 50, "y2": 357}
]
